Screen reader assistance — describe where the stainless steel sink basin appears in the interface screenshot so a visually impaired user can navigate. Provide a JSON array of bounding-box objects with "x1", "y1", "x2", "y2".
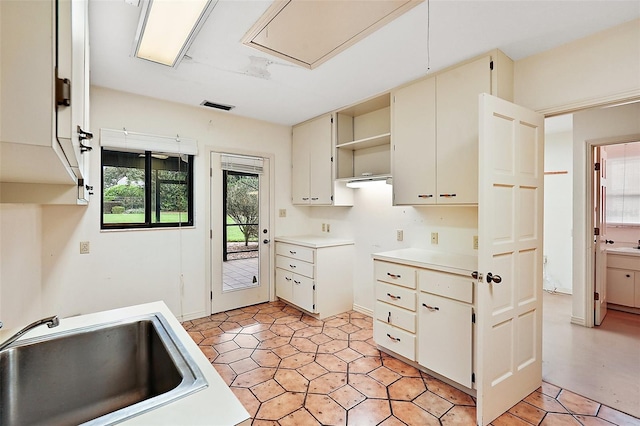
[{"x1": 0, "y1": 313, "x2": 207, "y2": 425}]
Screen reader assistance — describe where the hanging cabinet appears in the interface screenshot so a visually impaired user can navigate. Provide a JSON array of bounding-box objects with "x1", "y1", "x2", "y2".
[
  {"x1": 392, "y1": 51, "x2": 513, "y2": 206},
  {"x1": 0, "y1": 0, "x2": 91, "y2": 204},
  {"x1": 292, "y1": 113, "x2": 353, "y2": 206}
]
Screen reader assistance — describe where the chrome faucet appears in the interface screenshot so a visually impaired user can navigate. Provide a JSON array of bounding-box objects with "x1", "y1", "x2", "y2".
[{"x1": 0, "y1": 315, "x2": 60, "y2": 352}]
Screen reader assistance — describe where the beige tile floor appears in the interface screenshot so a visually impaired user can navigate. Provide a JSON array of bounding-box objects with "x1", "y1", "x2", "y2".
[{"x1": 183, "y1": 301, "x2": 640, "y2": 425}]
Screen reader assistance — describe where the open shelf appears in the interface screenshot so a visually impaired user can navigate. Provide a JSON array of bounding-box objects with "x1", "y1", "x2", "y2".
[{"x1": 336, "y1": 133, "x2": 391, "y2": 150}]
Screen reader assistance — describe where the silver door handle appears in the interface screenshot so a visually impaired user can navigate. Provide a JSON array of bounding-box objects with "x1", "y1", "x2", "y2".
[{"x1": 263, "y1": 239, "x2": 270, "y2": 244}]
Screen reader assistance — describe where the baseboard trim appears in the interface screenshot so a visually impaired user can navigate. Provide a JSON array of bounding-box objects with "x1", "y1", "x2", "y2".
[
  {"x1": 570, "y1": 315, "x2": 586, "y2": 326},
  {"x1": 179, "y1": 310, "x2": 208, "y2": 322},
  {"x1": 352, "y1": 303, "x2": 373, "y2": 317}
]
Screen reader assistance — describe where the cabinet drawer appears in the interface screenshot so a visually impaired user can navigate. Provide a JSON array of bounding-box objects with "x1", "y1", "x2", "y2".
[
  {"x1": 375, "y1": 301, "x2": 416, "y2": 333},
  {"x1": 418, "y1": 269, "x2": 473, "y2": 303},
  {"x1": 374, "y1": 320, "x2": 416, "y2": 361},
  {"x1": 374, "y1": 261, "x2": 416, "y2": 289},
  {"x1": 276, "y1": 242, "x2": 315, "y2": 263},
  {"x1": 376, "y1": 281, "x2": 416, "y2": 311},
  {"x1": 607, "y1": 254, "x2": 640, "y2": 271},
  {"x1": 276, "y1": 255, "x2": 314, "y2": 278}
]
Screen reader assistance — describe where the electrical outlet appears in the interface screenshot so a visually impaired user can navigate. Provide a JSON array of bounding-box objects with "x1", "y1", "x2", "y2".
[
  {"x1": 431, "y1": 232, "x2": 438, "y2": 245},
  {"x1": 473, "y1": 235, "x2": 478, "y2": 250},
  {"x1": 80, "y1": 241, "x2": 90, "y2": 254},
  {"x1": 279, "y1": 209, "x2": 287, "y2": 218},
  {"x1": 322, "y1": 223, "x2": 326, "y2": 232},
  {"x1": 396, "y1": 229, "x2": 403, "y2": 241},
  {"x1": 326, "y1": 223, "x2": 330, "y2": 233}
]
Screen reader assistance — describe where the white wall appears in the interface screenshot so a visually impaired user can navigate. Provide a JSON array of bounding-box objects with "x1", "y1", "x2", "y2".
[
  {"x1": 543, "y1": 129, "x2": 574, "y2": 294},
  {"x1": 514, "y1": 18, "x2": 640, "y2": 114},
  {"x1": 0, "y1": 204, "x2": 44, "y2": 329},
  {"x1": 572, "y1": 102, "x2": 640, "y2": 324},
  {"x1": 305, "y1": 185, "x2": 478, "y2": 313},
  {"x1": 0, "y1": 86, "x2": 298, "y2": 324}
]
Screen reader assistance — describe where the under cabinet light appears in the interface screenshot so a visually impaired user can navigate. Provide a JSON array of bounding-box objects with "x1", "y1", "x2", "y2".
[
  {"x1": 346, "y1": 177, "x2": 392, "y2": 189},
  {"x1": 133, "y1": 0, "x2": 216, "y2": 67}
]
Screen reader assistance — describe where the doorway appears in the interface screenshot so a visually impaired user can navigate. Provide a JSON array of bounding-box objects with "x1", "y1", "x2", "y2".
[{"x1": 210, "y1": 152, "x2": 271, "y2": 314}]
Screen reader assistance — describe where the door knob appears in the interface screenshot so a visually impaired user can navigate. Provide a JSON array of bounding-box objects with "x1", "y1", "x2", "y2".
[
  {"x1": 605, "y1": 239, "x2": 615, "y2": 244},
  {"x1": 263, "y1": 239, "x2": 270, "y2": 244},
  {"x1": 486, "y1": 272, "x2": 502, "y2": 284}
]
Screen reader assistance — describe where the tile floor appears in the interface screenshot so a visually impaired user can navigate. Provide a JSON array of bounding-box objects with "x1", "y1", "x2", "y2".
[
  {"x1": 223, "y1": 257, "x2": 259, "y2": 292},
  {"x1": 182, "y1": 301, "x2": 640, "y2": 426}
]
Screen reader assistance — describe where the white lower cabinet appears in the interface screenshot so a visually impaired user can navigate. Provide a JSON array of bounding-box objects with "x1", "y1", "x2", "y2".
[
  {"x1": 607, "y1": 253, "x2": 640, "y2": 308},
  {"x1": 373, "y1": 251, "x2": 477, "y2": 391},
  {"x1": 275, "y1": 237, "x2": 354, "y2": 319}
]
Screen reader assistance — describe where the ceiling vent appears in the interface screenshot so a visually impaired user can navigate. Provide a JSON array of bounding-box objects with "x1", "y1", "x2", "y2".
[{"x1": 200, "y1": 100, "x2": 235, "y2": 111}]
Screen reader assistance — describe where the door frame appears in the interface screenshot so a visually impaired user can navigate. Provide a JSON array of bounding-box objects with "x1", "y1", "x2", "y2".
[
  {"x1": 582, "y1": 133, "x2": 640, "y2": 326},
  {"x1": 204, "y1": 146, "x2": 276, "y2": 316}
]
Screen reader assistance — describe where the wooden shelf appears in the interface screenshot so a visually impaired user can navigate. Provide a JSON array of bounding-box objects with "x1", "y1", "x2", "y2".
[{"x1": 335, "y1": 133, "x2": 391, "y2": 150}]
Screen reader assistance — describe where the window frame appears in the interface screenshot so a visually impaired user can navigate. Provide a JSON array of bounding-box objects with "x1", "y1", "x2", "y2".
[{"x1": 101, "y1": 148, "x2": 194, "y2": 230}]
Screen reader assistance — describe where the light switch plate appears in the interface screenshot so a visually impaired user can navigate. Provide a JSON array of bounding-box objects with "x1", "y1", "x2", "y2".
[
  {"x1": 396, "y1": 230, "x2": 403, "y2": 241},
  {"x1": 431, "y1": 232, "x2": 438, "y2": 244},
  {"x1": 279, "y1": 209, "x2": 287, "y2": 218}
]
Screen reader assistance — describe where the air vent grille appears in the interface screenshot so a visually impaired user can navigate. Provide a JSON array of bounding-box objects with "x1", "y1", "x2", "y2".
[{"x1": 200, "y1": 100, "x2": 235, "y2": 111}]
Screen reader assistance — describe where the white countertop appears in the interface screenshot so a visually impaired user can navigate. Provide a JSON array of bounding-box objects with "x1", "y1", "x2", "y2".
[
  {"x1": 275, "y1": 234, "x2": 354, "y2": 248},
  {"x1": 0, "y1": 302, "x2": 249, "y2": 426},
  {"x1": 607, "y1": 247, "x2": 640, "y2": 257},
  {"x1": 372, "y1": 248, "x2": 478, "y2": 275}
]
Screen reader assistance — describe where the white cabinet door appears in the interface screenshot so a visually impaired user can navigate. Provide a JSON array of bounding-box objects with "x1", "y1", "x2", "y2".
[
  {"x1": 275, "y1": 268, "x2": 293, "y2": 302},
  {"x1": 292, "y1": 123, "x2": 311, "y2": 204},
  {"x1": 418, "y1": 293, "x2": 472, "y2": 387},
  {"x1": 437, "y1": 56, "x2": 491, "y2": 204},
  {"x1": 392, "y1": 77, "x2": 436, "y2": 205},
  {"x1": 292, "y1": 274, "x2": 315, "y2": 313},
  {"x1": 309, "y1": 114, "x2": 333, "y2": 205},
  {"x1": 606, "y1": 269, "x2": 634, "y2": 306}
]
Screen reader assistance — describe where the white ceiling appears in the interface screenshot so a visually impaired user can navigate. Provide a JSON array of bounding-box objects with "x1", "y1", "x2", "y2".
[{"x1": 89, "y1": 0, "x2": 640, "y2": 126}]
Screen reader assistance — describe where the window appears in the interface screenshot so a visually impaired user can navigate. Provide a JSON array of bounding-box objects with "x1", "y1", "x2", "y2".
[
  {"x1": 102, "y1": 149, "x2": 194, "y2": 229},
  {"x1": 606, "y1": 152, "x2": 640, "y2": 226}
]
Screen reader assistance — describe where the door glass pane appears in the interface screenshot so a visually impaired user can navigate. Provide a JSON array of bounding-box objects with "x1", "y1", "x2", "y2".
[{"x1": 223, "y1": 171, "x2": 260, "y2": 292}]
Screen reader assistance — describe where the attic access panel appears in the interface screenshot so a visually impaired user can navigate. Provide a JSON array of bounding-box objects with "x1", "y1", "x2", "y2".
[{"x1": 242, "y1": 0, "x2": 423, "y2": 69}]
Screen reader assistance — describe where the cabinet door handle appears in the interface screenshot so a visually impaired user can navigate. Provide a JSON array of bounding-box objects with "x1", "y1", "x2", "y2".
[
  {"x1": 290, "y1": 264, "x2": 297, "y2": 269},
  {"x1": 439, "y1": 193, "x2": 457, "y2": 198},
  {"x1": 289, "y1": 250, "x2": 297, "y2": 255},
  {"x1": 386, "y1": 333, "x2": 401, "y2": 342},
  {"x1": 422, "y1": 303, "x2": 439, "y2": 311},
  {"x1": 626, "y1": 274, "x2": 631, "y2": 278},
  {"x1": 387, "y1": 293, "x2": 401, "y2": 300},
  {"x1": 418, "y1": 194, "x2": 433, "y2": 198},
  {"x1": 302, "y1": 197, "x2": 309, "y2": 200},
  {"x1": 387, "y1": 273, "x2": 401, "y2": 279},
  {"x1": 294, "y1": 280, "x2": 301, "y2": 285},
  {"x1": 311, "y1": 197, "x2": 319, "y2": 200},
  {"x1": 387, "y1": 312, "x2": 392, "y2": 323}
]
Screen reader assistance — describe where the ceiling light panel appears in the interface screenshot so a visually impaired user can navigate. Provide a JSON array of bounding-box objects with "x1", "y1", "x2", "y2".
[
  {"x1": 134, "y1": 0, "x2": 216, "y2": 67},
  {"x1": 243, "y1": 0, "x2": 423, "y2": 69}
]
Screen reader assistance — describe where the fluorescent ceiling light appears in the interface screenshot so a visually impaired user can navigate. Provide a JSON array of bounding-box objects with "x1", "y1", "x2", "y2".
[{"x1": 134, "y1": 0, "x2": 216, "y2": 67}]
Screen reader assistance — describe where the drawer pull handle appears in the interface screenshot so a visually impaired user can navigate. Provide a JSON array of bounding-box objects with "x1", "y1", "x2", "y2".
[
  {"x1": 387, "y1": 312, "x2": 391, "y2": 323},
  {"x1": 387, "y1": 273, "x2": 401, "y2": 279},
  {"x1": 290, "y1": 264, "x2": 296, "y2": 269},
  {"x1": 387, "y1": 333, "x2": 400, "y2": 342},
  {"x1": 311, "y1": 197, "x2": 319, "y2": 200},
  {"x1": 289, "y1": 250, "x2": 297, "y2": 255},
  {"x1": 302, "y1": 197, "x2": 309, "y2": 200},
  {"x1": 418, "y1": 194, "x2": 433, "y2": 198},
  {"x1": 387, "y1": 293, "x2": 401, "y2": 300},
  {"x1": 422, "y1": 303, "x2": 439, "y2": 311},
  {"x1": 626, "y1": 274, "x2": 631, "y2": 278},
  {"x1": 285, "y1": 277, "x2": 292, "y2": 281},
  {"x1": 294, "y1": 280, "x2": 301, "y2": 285},
  {"x1": 439, "y1": 193, "x2": 457, "y2": 198}
]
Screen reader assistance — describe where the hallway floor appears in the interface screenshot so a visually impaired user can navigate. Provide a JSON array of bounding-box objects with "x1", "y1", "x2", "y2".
[{"x1": 183, "y1": 301, "x2": 640, "y2": 425}]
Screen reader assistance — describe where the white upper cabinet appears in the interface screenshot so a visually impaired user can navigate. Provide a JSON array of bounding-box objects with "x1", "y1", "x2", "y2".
[
  {"x1": 392, "y1": 77, "x2": 436, "y2": 205},
  {"x1": 0, "y1": 0, "x2": 91, "y2": 204},
  {"x1": 392, "y1": 51, "x2": 513, "y2": 206},
  {"x1": 292, "y1": 113, "x2": 353, "y2": 206}
]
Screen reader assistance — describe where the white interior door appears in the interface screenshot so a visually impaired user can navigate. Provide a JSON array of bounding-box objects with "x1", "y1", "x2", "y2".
[
  {"x1": 594, "y1": 146, "x2": 608, "y2": 325},
  {"x1": 477, "y1": 93, "x2": 544, "y2": 425},
  {"x1": 210, "y1": 152, "x2": 271, "y2": 314}
]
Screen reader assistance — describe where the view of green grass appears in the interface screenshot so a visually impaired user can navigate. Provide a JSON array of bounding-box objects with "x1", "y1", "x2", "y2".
[{"x1": 102, "y1": 213, "x2": 257, "y2": 243}]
